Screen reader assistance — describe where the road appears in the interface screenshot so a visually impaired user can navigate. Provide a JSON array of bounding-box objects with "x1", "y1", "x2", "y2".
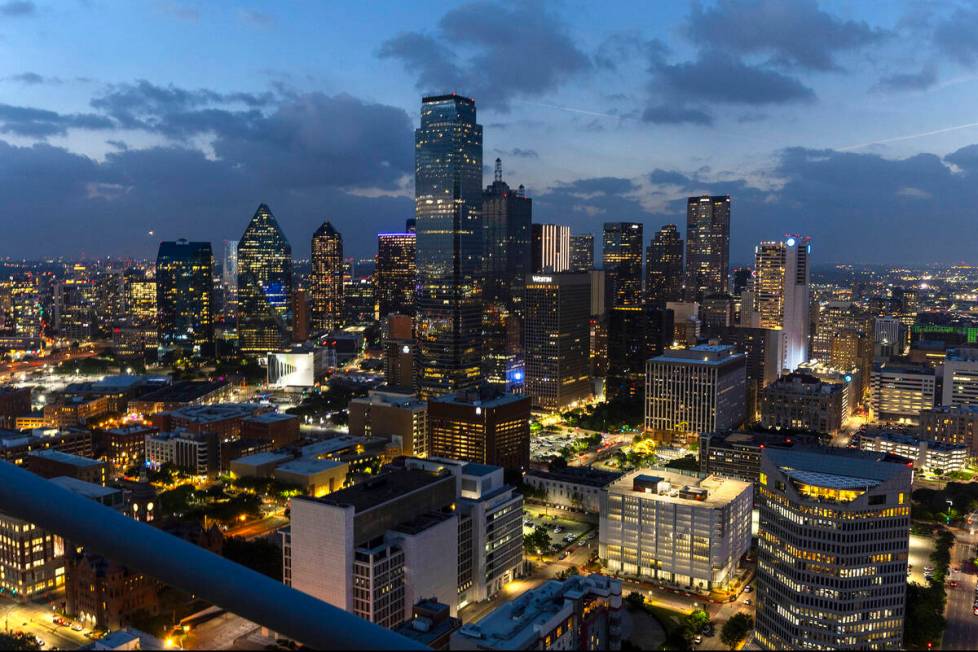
[
  {"x1": 0, "y1": 347, "x2": 100, "y2": 382},
  {"x1": 224, "y1": 512, "x2": 289, "y2": 540},
  {"x1": 943, "y1": 529, "x2": 978, "y2": 650},
  {"x1": 0, "y1": 597, "x2": 91, "y2": 650}
]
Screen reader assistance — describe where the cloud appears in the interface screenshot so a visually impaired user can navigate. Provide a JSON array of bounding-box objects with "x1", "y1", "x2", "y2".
[
  {"x1": 0, "y1": 104, "x2": 114, "y2": 137},
  {"x1": 494, "y1": 147, "x2": 538, "y2": 159},
  {"x1": 875, "y1": 64, "x2": 938, "y2": 92},
  {"x1": 379, "y1": 1, "x2": 590, "y2": 110},
  {"x1": 935, "y1": 5, "x2": 978, "y2": 65},
  {"x1": 156, "y1": 2, "x2": 199, "y2": 22},
  {"x1": 685, "y1": 0, "x2": 886, "y2": 71},
  {"x1": 0, "y1": 0, "x2": 34, "y2": 17},
  {"x1": 5, "y1": 72, "x2": 60, "y2": 85},
  {"x1": 642, "y1": 104, "x2": 713, "y2": 125}
]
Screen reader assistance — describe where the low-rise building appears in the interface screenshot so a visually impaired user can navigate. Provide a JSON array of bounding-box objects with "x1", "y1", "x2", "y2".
[
  {"x1": 523, "y1": 467, "x2": 622, "y2": 513},
  {"x1": 97, "y1": 425, "x2": 157, "y2": 475},
  {"x1": 26, "y1": 449, "x2": 108, "y2": 485},
  {"x1": 144, "y1": 430, "x2": 218, "y2": 477},
  {"x1": 393, "y1": 599, "x2": 461, "y2": 651},
  {"x1": 151, "y1": 403, "x2": 266, "y2": 441},
  {"x1": 0, "y1": 386, "x2": 31, "y2": 429},
  {"x1": 240, "y1": 412, "x2": 300, "y2": 448},
  {"x1": 853, "y1": 428, "x2": 967, "y2": 473},
  {"x1": 272, "y1": 458, "x2": 349, "y2": 497},
  {"x1": 0, "y1": 428, "x2": 92, "y2": 465},
  {"x1": 44, "y1": 395, "x2": 110, "y2": 428},
  {"x1": 229, "y1": 451, "x2": 294, "y2": 479},
  {"x1": 759, "y1": 371, "x2": 844, "y2": 435},
  {"x1": 450, "y1": 574, "x2": 622, "y2": 651},
  {"x1": 600, "y1": 470, "x2": 752, "y2": 590},
  {"x1": 126, "y1": 379, "x2": 232, "y2": 415}
]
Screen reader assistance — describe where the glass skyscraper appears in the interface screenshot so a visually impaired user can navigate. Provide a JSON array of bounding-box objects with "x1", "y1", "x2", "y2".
[
  {"x1": 156, "y1": 239, "x2": 214, "y2": 357},
  {"x1": 685, "y1": 195, "x2": 731, "y2": 302},
  {"x1": 646, "y1": 224, "x2": 683, "y2": 307},
  {"x1": 237, "y1": 203, "x2": 293, "y2": 356},
  {"x1": 414, "y1": 94, "x2": 484, "y2": 399},
  {"x1": 482, "y1": 158, "x2": 531, "y2": 317},
  {"x1": 375, "y1": 231, "x2": 416, "y2": 318},
  {"x1": 602, "y1": 222, "x2": 644, "y2": 308},
  {"x1": 311, "y1": 220, "x2": 344, "y2": 332}
]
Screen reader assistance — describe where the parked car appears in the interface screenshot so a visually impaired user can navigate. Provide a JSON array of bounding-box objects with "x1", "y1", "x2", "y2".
[{"x1": 743, "y1": 585, "x2": 753, "y2": 593}]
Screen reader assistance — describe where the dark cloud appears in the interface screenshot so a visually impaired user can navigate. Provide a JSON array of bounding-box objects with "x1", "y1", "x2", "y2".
[
  {"x1": 935, "y1": 5, "x2": 978, "y2": 65},
  {"x1": 0, "y1": 0, "x2": 34, "y2": 17},
  {"x1": 874, "y1": 64, "x2": 938, "y2": 92},
  {"x1": 685, "y1": 0, "x2": 886, "y2": 71},
  {"x1": 642, "y1": 104, "x2": 713, "y2": 126},
  {"x1": 494, "y1": 147, "x2": 538, "y2": 159},
  {"x1": 0, "y1": 104, "x2": 113, "y2": 137},
  {"x1": 6, "y1": 72, "x2": 59, "y2": 84},
  {"x1": 378, "y1": 1, "x2": 590, "y2": 110}
]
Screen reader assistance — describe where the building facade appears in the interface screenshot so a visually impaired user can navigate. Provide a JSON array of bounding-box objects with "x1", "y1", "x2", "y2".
[
  {"x1": 375, "y1": 231, "x2": 416, "y2": 319},
  {"x1": 155, "y1": 240, "x2": 214, "y2": 357},
  {"x1": 760, "y1": 371, "x2": 845, "y2": 435},
  {"x1": 237, "y1": 204, "x2": 293, "y2": 356},
  {"x1": 311, "y1": 221, "x2": 344, "y2": 332},
  {"x1": 646, "y1": 224, "x2": 683, "y2": 307},
  {"x1": 685, "y1": 196, "x2": 730, "y2": 302},
  {"x1": 531, "y1": 224, "x2": 571, "y2": 274},
  {"x1": 428, "y1": 386, "x2": 530, "y2": 472}
]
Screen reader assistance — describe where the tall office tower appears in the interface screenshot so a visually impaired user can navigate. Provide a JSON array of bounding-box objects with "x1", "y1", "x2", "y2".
[
  {"x1": 375, "y1": 231, "x2": 416, "y2": 319},
  {"x1": 155, "y1": 240, "x2": 214, "y2": 357},
  {"x1": 570, "y1": 234, "x2": 594, "y2": 272},
  {"x1": 285, "y1": 467, "x2": 459, "y2": 628},
  {"x1": 123, "y1": 269, "x2": 156, "y2": 327},
  {"x1": 646, "y1": 224, "x2": 684, "y2": 307},
  {"x1": 482, "y1": 158, "x2": 531, "y2": 315},
  {"x1": 523, "y1": 273, "x2": 591, "y2": 410},
  {"x1": 427, "y1": 386, "x2": 531, "y2": 472},
  {"x1": 530, "y1": 224, "x2": 571, "y2": 274},
  {"x1": 943, "y1": 348, "x2": 978, "y2": 407},
  {"x1": 645, "y1": 344, "x2": 746, "y2": 444},
  {"x1": 718, "y1": 326, "x2": 784, "y2": 422},
  {"x1": 602, "y1": 222, "x2": 644, "y2": 308},
  {"x1": 685, "y1": 195, "x2": 730, "y2": 302},
  {"x1": 481, "y1": 302, "x2": 523, "y2": 391},
  {"x1": 751, "y1": 237, "x2": 811, "y2": 372},
  {"x1": 607, "y1": 306, "x2": 648, "y2": 399},
  {"x1": 754, "y1": 448, "x2": 910, "y2": 650},
  {"x1": 237, "y1": 204, "x2": 293, "y2": 356},
  {"x1": 874, "y1": 316, "x2": 904, "y2": 359},
  {"x1": 222, "y1": 240, "x2": 238, "y2": 322},
  {"x1": 415, "y1": 94, "x2": 484, "y2": 399},
  {"x1": 311, "y1": 220, "x2": 343, "y2": 333},
  {"x1": 752, "y1": 242, "x2": 785, "y2": 329},
  {"x1": 732, "y1": 267, "x2": 751, "y2": 296},
  {"x1": 812, "y1": 300, "x2": 868, "y2": 360}
]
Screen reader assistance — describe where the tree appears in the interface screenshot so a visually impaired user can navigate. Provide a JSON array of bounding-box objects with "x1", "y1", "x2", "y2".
[
  {"x1": 524, "y1": 526, "x2": 551, "y2": 555},
  {"x1": 720, "y1": 613, "x2": 753, "y2": 649},
  {"x1": 0, "y1": 634, "x2": 40, "y2": 651},
  {"x1": 223, "y1": 536, "x2": 283, "y2": 581}
]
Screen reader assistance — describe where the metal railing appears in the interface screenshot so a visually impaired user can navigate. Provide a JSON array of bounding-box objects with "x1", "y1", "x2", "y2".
[{"x1": 0, "y1": 460, "x2": 426, "y2": 650}]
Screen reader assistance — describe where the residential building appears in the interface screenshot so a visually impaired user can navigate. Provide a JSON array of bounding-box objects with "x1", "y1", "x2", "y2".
[
  {"x1": 600, "y1": 471, "x2": 752, "y2": 590},
  {"x1": 760, "y1": 371, "x2": 845, "y2": 435},
  {"x1": 428, "y1": 386, "x2": 530, "y2": 472}
]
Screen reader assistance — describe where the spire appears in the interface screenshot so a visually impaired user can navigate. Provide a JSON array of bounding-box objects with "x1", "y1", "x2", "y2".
[{"x1": 494, "y1": 158, "x2": 502, "y2": 183}]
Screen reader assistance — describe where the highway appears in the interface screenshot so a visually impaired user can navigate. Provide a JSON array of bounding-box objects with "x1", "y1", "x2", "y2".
[{"x1": 943, "y1": 530, "x2": 978, "y2": 650}]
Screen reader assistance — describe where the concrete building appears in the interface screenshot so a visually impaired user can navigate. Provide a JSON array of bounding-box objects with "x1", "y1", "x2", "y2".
[
  {"x1": 759, "y1": 371, "x2": 845, "y2": 435},
  {"x1": 871, "y1": 360, "x2": 936, "y2": 424},
  {"x1": 126, "y1": 379, "x2": 231, "y2": 416},
  {"x1": 754, "y1": 448, "x2": 911, "y2": 650},
  {"x1": 853, "y1": 428, "x2": 967, "y2": 473},
  {"x1": 919, "y1": 404, "x2": 978, "y2": 456},
  {"x1": 699, "y1": 430, "x2": 828, "y2": 488},
  {"x1": 26, "y1": 449, "x2": 108, "y2": 485},
  {"x1": 240, "y1": 412, "x2": 300, "y2": 448},
  {"x1": 229, "y1": 451, "x2": 294, "y2": 479},
  {"x1": 97, "y1": 425, "x2": 157, "y2": 475},
  {"x1": 144, "y1": 430, "x2": 218, "y2": 477},
  {"x1": 394, "y1": 599, "x2": 462, "y2": 650},
  {"x1": 943, "y1": 347, "x2": 978, "y2": 407},
  {"x1": 348, "y1": 389, "x2": 428, "y2": 457},
  {"x1": 151, "y1": 403, "x2": 265, "y2": 441},
  {"x1": 266, "y1": 347, "x2": 327, "y2": 388},
  {"x1": 600, "y1": 470, "x2": 752, "y2": 590},
  {"x1": 523, "y1": 467, "x2": 622, "y2": 514},
  {"x1": 0, "y1": 386, "x2": 31, "y2": 429},
  {"x1": 273, "y1": 458, "x2": 349, "y2": 497},
  {"x1": 645, "y1": 344, "x2": 746, "y2": 444},
  {"x1": 451, "y1": 574, "x2": 622, "y2": 651},
  {"x1": 284, "y1": 467, "x2": 459, "y2": 628},
  {"x1": 0, "y1": 428, "x2": 92, "y2": 465},
  {"x1": 428, "y1": 386, "x2": 531, "y2": 472}
]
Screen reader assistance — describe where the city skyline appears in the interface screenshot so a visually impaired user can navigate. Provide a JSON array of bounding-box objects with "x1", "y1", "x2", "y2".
[{"x1": 1, "y1": 1, "x2": 978, "y2": 263}]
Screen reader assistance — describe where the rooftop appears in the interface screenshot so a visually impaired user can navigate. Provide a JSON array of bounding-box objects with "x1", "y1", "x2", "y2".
[
  {"x1": 135, "y1": 379, "x2": 229, "y2": 404},
  {"x1": 275, "y1": 458, "x2": 347, "y2": 476},
  {"x1": 609, "y1": 469, "x2": 751, "y2": 506},
  {"x1": 650, "y1": 344, "x2": 745, "y2": 366},
  {"x1": 311, "y1": 468, "x2": 450, "y2": 513},
  {"x1": 526, "y1": 466, "x2": 622, "y2": 487},
  {"x1": 245, "y1": 411, "x2": 297, "y2": 424},
  {"x1": 461, "y1": 462, "x2": 497, "y2": 477},
  {"x1": 49, "y1": 476, "x2": 119, "y2": 499},
  {"x1": 764, "y1": 447, "x2": 911, "y2": 486},
  {"x1": 430, "y1": 385, "x2": 529, "y2": 409},
  {"x1": 166, "y1": 403, "x2": 258, "y2": 423},
  {"x1": 28, "y1": 449, "x2": 102, "y2": 467},
  {"x1": 231, "y1": 452, "x2": 293, "y2": 467}
]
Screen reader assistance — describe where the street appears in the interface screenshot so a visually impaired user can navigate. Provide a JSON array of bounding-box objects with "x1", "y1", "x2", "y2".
[
  {"x1": 224, "y1": 512, "x2": 289, "y2": 540},
  {"x1": 0, "y1": 597, "x2": 91, "y2": 650},
  {"x1": 942, "y1": 529, "x2": 978, "y2": 650}
]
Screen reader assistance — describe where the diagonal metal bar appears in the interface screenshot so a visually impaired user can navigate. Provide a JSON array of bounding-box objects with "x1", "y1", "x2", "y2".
[{"x1": 0, "y1": 461, "x2": 427, "y2": 651}]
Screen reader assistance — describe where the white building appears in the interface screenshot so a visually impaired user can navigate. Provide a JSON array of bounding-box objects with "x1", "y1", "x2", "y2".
[
  {"x1": 267, "y1": 348, "x2": 325, "y2": 388},
  {"x1": 853, "y1": 428, "x2": 967, "y2": 473},
  {"x1": 144, "y1": 430, "x2": 217, "y2": 476},
  {"x1": 871, "y1": 361, "x2": 936, "y2": 424},
  {"x1": 645, "y1": 344, "x2": 746, "y2": 444},
  {"x1": 599, "y1": 470, "x2": 752, "y2": 590},
  {"x1": 750, "y1": 237, "x2": 811, "y2": 372},
  {"x1": 943, "y1": 347, "x2": 978, "y2": 407}
]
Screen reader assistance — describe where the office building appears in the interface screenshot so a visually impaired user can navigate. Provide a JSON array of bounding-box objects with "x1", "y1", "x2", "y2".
[
  {"x1": 26, "y1": 450, "x2": 108, "y2": 485},
  {"x1": 919, "y1": 404, "x2": 978, "y2": 456},
  {"x1": 375, "y1": 231, "x2": 416, "y2": 318},
  {"x1": 144, "y1": 430, "x2": 218, "y2": 477},
  {"x1": 451, "y1": 575, "x2": 622, "y2": 651},
  {"x1": 267, "y1": 347, "x2": 326, "y2": 388},
  {"x1": 523, "y1": 467, "x2": 622, "y2": 514},
  {"x1": 415, "y1": 94, "x2": 483, "y2": 399},
  {"x1": 760, "y1": 371, "x2": 845, "y2": 435},
  {"x1": 480, "y1": 302, "x2": 523, "y2": 392},
  {"x1": 645, "y1": 344, "x2": 746, "y2": 444},
  {"x1": 151, "y1": 403, "x2": 265, "y2": 440},
  {"x1": 570, "y1": 233, "x2": 594, "y2": 272},
  {"x1": 600, "y1": 470, "x2": 752, "y2": 590},
  {"x1": 752, "y1": 242, "x2": 785, "y2": 330},
  {"x1": 523, "y1": 273, "x2": 591, "y2": 410},
  {"x1": 531, "y1": 224, "x2": 571, "y2": 274},
  {"x1": 384, "y1": 314, "x2": 416, "y2": 389},
  {"x1": 831, "y1": 327, "x2": 872, "y2": 398},
  {"x1": 155, "y1": 240, "x2": 214, "y2": 357},
  {"x1": 646, "y1": 224, "x2": 683, "y2": 307},
  {"x1": 607, "y1": 306, "x2": 650, "y2": 399},
  {"x1": 311, "y1": 221, "x2": 344, "y2": 332},
  {"x1": 349, "y1": 389, "x2": 429, "y2": 457},
  {"x1": 812, "y1": 301, "x2": 869, "y2": 361},
  {"x1": 853, "y1": 428, "x2": 967, "y2": 473},
  {"x1": 875, "y1": 317, "x2": 904, "y2": 359},
  {"x1": 602, "y1": 222, "x2": 643, "y2": 308},
  {"x1": 240, "y1": 412, "x2": 300, "y2": 448},
  {"x1": 717, "y1": 326, "x2": 784, "y2": 422},
  {"x1": 943, "y1": 347, "x2": 978, "y2": 407},
  {"x1": 751, "y1": 237, "x2": 811, "y2": 371},
  {"x1": 754, "y1": 448, "x2": 910, "y2": 650},
  {"x1": 482, "y1": 159, "x2": 531, "y2": 316},
  {"x1": 237, "y1": 204, "x2": 293, "y2": 356},
  {"x1": 285, "y1": 467, "x2": 459, "y2": 628},
  {"x1": 699, "y1": 430, "x2": 827, "y2": 488},
  {"x1": 65, "y1": 550, "x2": 159, "y2": 632},
  {"x1": 428, "y1": 386, "x2": 530, "y2": 472},
  {"x1": 871, "y1": 360, "x2": 936, "y2": 424},
  {"x1": 685, "y1": 196, "x2": 730, "y2": 301},
  {"x1": 222, "y1": 239, "x2": 238, "y2": 322}
]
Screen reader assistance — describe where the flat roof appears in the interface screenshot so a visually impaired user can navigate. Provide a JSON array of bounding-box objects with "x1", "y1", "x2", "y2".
[
  {"x1": 245, "y1": 412, "x2": 297, "y2": 423},
  {"x1": 764, "y1": 447, "x2": 911, "y2": 484},
  {"x1": 526, "y1": 467, "x2": 622, "y2": 487},
  {"x1": 167, "y1": 403, "x2": 257, "y2": 422},
  {"x1": 609, "y1": 469, "x2": 751, "y2": 507},
  {"x1": 461, "y1": 462, "x2": 497, "y2": 477},
  {"x1": 275, "y1": 458, "x2": 347, "y2": 476},
  {"x1": 49, "y1": 476, "x2": 119, "y2": 499},
  {"x1": 312, "y1": 468, "x2": 448, "y2": 512},
  {"x1": 137, "y1": 380, "x2": 229, "y2": 403},
  {"x1": 231, "y1": 452, "x2": 293, "y2": 467},
  {"x1": 28, "y1": 449, "x2": 102, "y2": 467}
]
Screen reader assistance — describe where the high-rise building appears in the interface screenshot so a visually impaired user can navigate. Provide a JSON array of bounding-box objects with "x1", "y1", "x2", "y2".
[
  {"x1": 645, "y1": 344, "x2": 746, "y2": 444},
  {"x1": 155, "y1": 240, "x2": 214, "y2": 357},
  {"x1": 384, "y1": 314, "x2": 416, "y2": 390},
  {"x1": 943, "y1": 347, "x2": 978, "y2": 407},
  {"x1": 602, "y1": 222, "x2": 643, "y2": 308},
  {"x1": 754, "y1": 448, "x2": 910, "y2": 650},
  {"x1": 415, "y1": 94, "x2": 484, "y2": 399},
  {"x1": 222, "y1": 240, "x2": 238, "y2": 321},
  {"x1": 760, "y1": 371, "x2": 845, "y2": 435},
  {"x1": 752, "y1": 237, "x2": 811, "y2": 372},
  {"x1": 428, "y1": 386, "x2": 530, "y2": 472},
  {"x1": 482, "y1": 159, "x2": 531, "y2": 316},
  {"x1": 523, "y1": 273, "x2": 591, "y2": 410},
  {"x1": 752, "y1": 242, "x2": 785, "y2": 330},
  {"x1": 871, "y1": 360, "x2": 936, "y2": 424},
  {"x1": 376, "y1": 231, "x2": 416, "y2": 319},
  {"x1": 646, "y1": 224, "x2": 683, "y2": 307},
  {"x1": 531, "y1": 224, "x2": 571, "y2": 274},
  {"x1": 685, "y1": 196, "x2": 730, "y2": 302},
  {"x1": 237, "y1": 204, "x2": 293, "y2": 356},
  {"x1": 311, "y1": 221, "x2": 343, "y2": 333},
  {"x1": 600, "y1": 470, "x2": 752, "y2": 590},
  {"x1": 570, "y1": 234, "x2": 594, "y2": 272}
]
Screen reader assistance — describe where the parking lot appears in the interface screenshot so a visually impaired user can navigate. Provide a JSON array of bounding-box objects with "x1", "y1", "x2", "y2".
[
  {"x1": 524, "y1": 505, "x2": 595, "y2": 556},
  {"x1": 909, "y1": 533, "x2": 937, "y2": 585}
]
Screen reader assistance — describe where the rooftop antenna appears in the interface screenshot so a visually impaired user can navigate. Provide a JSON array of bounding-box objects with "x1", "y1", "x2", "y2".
[{"x1": 494, "y1": 158, "x2": 502, "y2": 183}]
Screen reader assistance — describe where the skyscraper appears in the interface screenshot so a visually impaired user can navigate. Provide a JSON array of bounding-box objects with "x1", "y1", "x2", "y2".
[
  {"x1": 531, "y1": 224, "x2": 571, "y2": 274},
  {"x1": 570, "y1": 234, "x2": 594, "y2": 272},
  {"x1": 646, "y1": 224, "x2": 683, "y2": 307},
  {"x1": 685, "y1": 196, "x2": 730, "y2": 301},
  {"x1": 375, "y1": 231, "x2": 416, "y2": 318},
  {"x1": 237, "y1": 204, "x2": 293, "y2": 356},
  {"x1": 482, "y1": 159, "x2": 531, "y2": 315},
  {"x1": 414, "y1": 94, "x2": 484, "y2": 399},
  {"x1": 222, "y1": 240, "x2": 238, "y2": 322},
  {"x1": 310, "y1": 221, "x2": 343, "y2": 333},
  {"x1": 155, "y1": 239, "x2": 214, "y2": 357},
  {"x1": 751, "y1": 237, "x2": 811, "y2": 372},
  {"x1": 753, "y1": 241, "x2": 786, "y2": 330},
  {"x1": 602, "y1": 223, "x2": 643, "y2": 308}
]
